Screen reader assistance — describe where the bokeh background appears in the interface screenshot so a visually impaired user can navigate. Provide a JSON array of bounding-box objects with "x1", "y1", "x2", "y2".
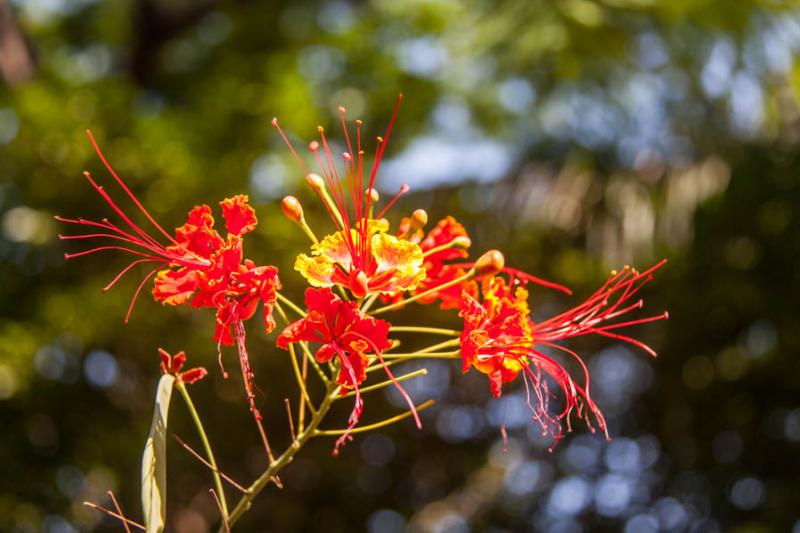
[{"x1": 1, "y1": 0, "x2": 800, "y2": 531}]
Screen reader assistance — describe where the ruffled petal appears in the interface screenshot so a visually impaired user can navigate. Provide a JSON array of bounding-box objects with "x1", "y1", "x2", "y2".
[
  {"x1": 370, "y1": 233, "x2": 426, "y2": 293},
  {"x1": 314, "y1": 231, "x2": 354, "y2": 270},
  {"x1": 220, "y1": 195, "x2": 257, "y2": 236},
  {"x1": 152, "y1": 268, "x2": 199, "y2": 306},
  {"x1": 172, "y1": 204, "x2": 223, "y2": 257},
  {"x1": 294, "y1": 254, "x2": 336, "y2": 287}
]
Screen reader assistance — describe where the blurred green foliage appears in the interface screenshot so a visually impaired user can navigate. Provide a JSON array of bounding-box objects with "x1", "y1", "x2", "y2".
[{"x1": 1, "y1": 0, "x2": 800, "y2": 531}]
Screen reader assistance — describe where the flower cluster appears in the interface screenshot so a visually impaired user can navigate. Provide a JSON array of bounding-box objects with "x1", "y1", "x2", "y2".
[{"x1": 61, "y1": 100, "x2": 667, "y2": 463}]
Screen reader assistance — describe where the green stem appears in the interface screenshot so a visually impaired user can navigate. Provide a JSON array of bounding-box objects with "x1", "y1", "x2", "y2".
[
  {"x1": 389, "y1": 326, "x2": 460, "y2": 336},
  {"x1": 276, "y1": 292, "x2": 306, "y2": 318},
  {"x1": 360, "y1": 293, "x2": 380, "y2": 313},
  {"x1": 288, "y1": 343, "x2": 317, "y2": 415},
  {"x1": 382, "y1": 351, "x2": 460, "y2": 360},
  {"x1": 314, "y1": 399, "x2": 436, "y2": 436},
  {"x1": 222, "y1": 381, "x2": 340, "y2": 531},
  {"x1": 176, "y1": 381, "x2": 229, "y2": 518},
  {"x1": 341, "y1": 368, "x2": 427, "y2": 397},
  {"x1": 371, "y1": 268, "x2": 476, "y2": 315},
  {"x1": 403, "y1": 338, "x2": 461, "y2": 356},
  {"x1": 297, "y1": 217, "x2": 319, "y2": 245}
]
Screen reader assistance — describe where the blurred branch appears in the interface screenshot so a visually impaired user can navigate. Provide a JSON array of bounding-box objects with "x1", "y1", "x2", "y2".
[
  {"x1": 131, "y1": 0, "x2": 216, "y2": 84},
  {"x1": 0, "y1": 0, "x2": 35, "y2": 87}
]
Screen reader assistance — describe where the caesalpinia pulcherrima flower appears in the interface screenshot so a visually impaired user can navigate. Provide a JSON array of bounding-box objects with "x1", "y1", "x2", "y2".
[
  {"x1": 57, "y1": 131, "x2": 281, "y2": 457},
  {"x1": 272, "y1": 97, "x2": 426, "y2": 299},
  {"x1": 459, "y1": 259, "x2": 668, "y2": 442},
  {"x1": 391, "y1": 215, "x2": 478, "y2": 309},
  {"x1": 150, "y1": 196, "x2": 280, "y2": 346},
  {"x1": 277, "y1": 287, "x2": 392, "y2": 389},
  {"x1": 68, "y1": 98, "x2": 670, "y2": 531},
  {"x1": 57, "y1": 132, "x2": 280, "y2": 346},
  {"x1": 276, "y1": 287, "x2": 397, "y2": 450}
]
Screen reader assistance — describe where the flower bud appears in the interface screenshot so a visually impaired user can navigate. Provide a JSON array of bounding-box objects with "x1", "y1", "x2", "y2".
[
  {"x1": 409, "y1": 209, "x2": 428, "y2": 232},
  {"x1": 281, "y1": 196, "x2": 304, "y2": 223},
  {"x1": 307, "y1": 173, "x2": 325, "y2": 190},
  {"x1": 452, "y1": 236, "x2": 471, "y2": 249},
  {"x1": 366, "y1": 188, "x2": 380, "y2": 203},
  {"x1": 475, "y1": 249, "x2": 505, "y2": 276}
]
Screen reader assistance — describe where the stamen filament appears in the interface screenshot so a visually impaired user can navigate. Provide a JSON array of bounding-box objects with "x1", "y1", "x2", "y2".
[
  {"x1": 314, "y1": 399, "x2": 434, "y2": 436},
  {"x1": 371, "y1": 267, "x2": 476, "y2": 315},
  {"x1": 341, "y1": 368, "x2": 427, "y2": 397}
]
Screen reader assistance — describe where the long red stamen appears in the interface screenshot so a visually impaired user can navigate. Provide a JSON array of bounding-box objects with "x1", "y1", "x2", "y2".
[
  {"x1": 85, "y1": 131, "x2": 180, "y2": 247},
  {"x1": 503, "y1": 267, "x2": 573, "y2": 295},
  {"x1": 124, "y1": 267, "x2": 160, "y2": 323},
  {"x1": 376, "y1": 184, "x2": 410, "y2": 220},
  {"x1": 80, "y1": 171, "x2": 164, "y2": 251},
  {"x1": 102, "y1": 258, "x2": 160, "y2": 292}
]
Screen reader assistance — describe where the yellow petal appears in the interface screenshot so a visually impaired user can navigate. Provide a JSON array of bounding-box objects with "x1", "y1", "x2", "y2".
[
  {"x1": 313, "y1": 231, "x2": 353, "y2": 270},
  {"x1": 371, "y1": 233, "x2": 426, "y2": 292},
  {"x1": 294, "y1": 254, "x2": 335, "y2": 287}
]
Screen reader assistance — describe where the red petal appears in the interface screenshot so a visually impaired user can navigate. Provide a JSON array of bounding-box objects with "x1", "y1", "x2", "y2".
[
  {"x1": 158, "y1": 348, "x2": 172, "y2": 374},
  {"x1": 152, "y1": 268, "x2": 200, "y2": 306},
  {"x1": 220, "y1": 195, "x2": 257, "y2": 236},
  {"x1": 180, "y1": 367, "x2": 208, "y2": 384},
  {"x1": 171, "y1": 351, "x2": 187, "y2": 373}
]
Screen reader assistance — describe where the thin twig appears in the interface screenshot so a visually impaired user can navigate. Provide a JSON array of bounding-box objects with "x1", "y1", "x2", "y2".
[
  {"x1": 106, "y1": 491, "x2": 131, "y2": 533},
  {"x1": 210, "y1": 489, "x2": 230, "y2": 533},
  {"x1": 173, "y1": 435, "x2": 249, "y2": 494},
  {"x1": 83, "y1": 501, "x2": 145, "y2": 531},
  {"x1": 285, "y1": 398, "x2": 297, "y2": 442}
]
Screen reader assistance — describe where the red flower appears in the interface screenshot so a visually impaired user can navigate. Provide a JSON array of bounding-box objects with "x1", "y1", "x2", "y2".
[
  {"x1": 151, "y1": 196, "x2": 281, "y2": 346},
  {"x1": 277, "y1": 287, "x2": 420, "y2": 451},
  {"x1": 159, "y1": 348, "x2": 208, "y2": 384},
  {"x1": 273, "y1": 96, "x2": 426, "y2": 298},
  {"x1": 459, "y1": 260, "x2": 668, "y2": 443},
  {"x1": 58, "y1": 133, "x2": 281, "y2": 459},
  {"x1": 57, "y1": 132, "x2": 281, "y2": 346},
  {"x1": 277, "y1": 288, "x2": 392, "y2": 389}
]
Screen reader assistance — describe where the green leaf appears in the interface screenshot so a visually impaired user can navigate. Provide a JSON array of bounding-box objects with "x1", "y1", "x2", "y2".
[{"x1": 141, "y1": 374, "x2": 175, "y2": 533}]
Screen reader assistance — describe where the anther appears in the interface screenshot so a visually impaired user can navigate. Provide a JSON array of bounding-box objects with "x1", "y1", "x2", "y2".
[
  {"x1": 307, "y1": 173, "x2": 325, "y2": 189},
  {"x1": 281, "y1": 196, "x2": 304, "y2": 224},
  {"x1": 309, "y1": 141, "x2": 320, "y2": 151},
  {"x1": 475, "y1": 250, "x2": 505, "y2": 276},
  {"x1": 409, "y1": 209, "x2": 428, "y2": 232},
  {"x1": 452, "y1": 236, "x2": 471, "y2": 249}
]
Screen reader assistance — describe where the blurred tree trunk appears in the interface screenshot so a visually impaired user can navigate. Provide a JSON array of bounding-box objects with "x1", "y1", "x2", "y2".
[{"x1": 0, "y1": 0, "x2": 35, "y2": 87}]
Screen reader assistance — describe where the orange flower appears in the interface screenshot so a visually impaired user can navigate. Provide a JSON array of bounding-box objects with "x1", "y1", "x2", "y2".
[
  {"x1": 460, "y1": 277, "x2": 533, "y2": 398},
  {"x1": 394, "y1": 215, "x2": 478, "y2": 309},
  {"x1": 277, "y1": 288, "x2": 421, "y2": 451},
  {"x1": 459, "y1": 261, "x2": 668, "y2": 443},
  {"x1": 58, "y1": 134, "x2": 281, "y2": 448},
  {"x1": 152, "y1": 196, "x2": 281, "y2": 346},
  {"x1": 273, "y1": 96, "x2": 426, "y2": 298},
  {"x1": 294, "y1": 219, "x2": 425, "y2": 297},
  {"x1": 57, "y1": 137, "x2": 280, "y2": 347}
]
